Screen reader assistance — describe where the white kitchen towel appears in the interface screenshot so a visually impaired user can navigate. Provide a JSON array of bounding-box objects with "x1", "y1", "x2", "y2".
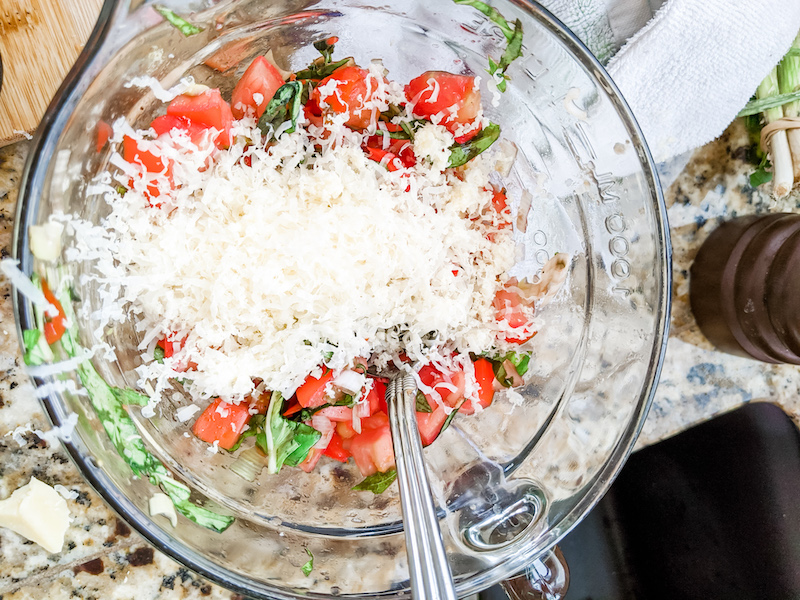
[{"x1": 540, "y1": 0, "x2": 800, "y2": 163}]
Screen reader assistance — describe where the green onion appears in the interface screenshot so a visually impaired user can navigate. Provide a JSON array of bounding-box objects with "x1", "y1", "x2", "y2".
[
  {"x1": 757, "y1": 67, "x2": 793, "y2": 197},
  {"x1": 415, "y1": 391, "x2": 433, "y2": 413},
  {"x1": 779, "y1": 32, "x2": 800, "y2": 179},
  {"x1": 153, "y1": 6, "x2": 203, "y2": 37}
]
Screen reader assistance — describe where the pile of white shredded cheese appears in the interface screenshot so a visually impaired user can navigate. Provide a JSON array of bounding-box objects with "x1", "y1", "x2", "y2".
[{"x1": 64, "y1": 69, "x2": 518, "y2": 410}]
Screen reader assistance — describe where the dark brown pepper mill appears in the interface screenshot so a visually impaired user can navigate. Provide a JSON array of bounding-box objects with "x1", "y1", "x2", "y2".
[{"x1": 690, "y1": 213, "x2": 800, "y2": 365}]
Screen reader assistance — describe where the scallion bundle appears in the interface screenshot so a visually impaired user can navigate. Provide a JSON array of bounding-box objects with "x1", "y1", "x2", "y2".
[{"x1": 740, "y1": 31, "x2": 800, "y2": 198}]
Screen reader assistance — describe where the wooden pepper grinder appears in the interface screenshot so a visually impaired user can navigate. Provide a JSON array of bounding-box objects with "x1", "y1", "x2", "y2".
[{"x1": 690, "y1": 213, "x2": 800, "y2": 364}]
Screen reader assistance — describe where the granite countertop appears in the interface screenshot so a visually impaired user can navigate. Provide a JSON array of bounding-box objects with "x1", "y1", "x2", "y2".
[{"x1": 0, "y1": 120, "x2": 799, "y2": 598}]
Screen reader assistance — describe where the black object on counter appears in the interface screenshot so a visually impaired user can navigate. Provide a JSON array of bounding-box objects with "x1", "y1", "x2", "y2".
[
  {"x1": 690, "y1": 213, "x2": 800, "y2": 364},
  {"x1": 480, "y1": 402, "x2": 800, "y2": 600}
]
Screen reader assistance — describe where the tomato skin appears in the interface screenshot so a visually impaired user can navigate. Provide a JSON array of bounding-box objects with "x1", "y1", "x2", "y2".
[
  {"x1": 322, "y1": 432, "x2": 351, "y2": 462},
  {"x1": 365, "y1": 380, "x2": 387, "y2": 415},
  {"x1": 312, "y1": 65, "x2": 379, "y2": 129},
  {"x1": 96, "y1": 121, "x2": 112, "y2": 152},
  {"x1": 365, "y1": 146, "x2": 403, "y2": 171},
  {"x1": 418, "y1": 364, "x2": 466, "y2": 408},
  {"x1": 405, "y1": 71, "x2": 481, "y2": 133},
  {"x1": 192, "y1": 398, "x2": 253, "y2": 450},
  {"x1": 41, "y1": 279, "x2": 66, "y2": 345},
  {"x1": 416, "y1": 405, "x2": 448, "y2": 446},
  {"x1": 231, "y1": 56, "x2": 284, "y2": 119},
  {"x1": 346, "y1": 411, "x2": 395, "y2": 476},
  {"x1": 493, "y1": 289, "x2": 536, "y2": 344},
  {"x1": 296, "y1": 367, "x2": 335, "y2": 408},
  {"x1": 167, "y1": 89, "x2": 234, "y2": 148},
  {"x1": 460, "y1": 358, "x2": 495, "y2": 415}
]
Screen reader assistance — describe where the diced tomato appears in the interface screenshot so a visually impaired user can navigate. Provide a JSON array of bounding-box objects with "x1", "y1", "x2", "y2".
[
  {"x1": 231, "y1": 56, "x2": 285, "y2": 120},
  {"x1": 282, "y1": 400, "x2": 303, "y2": 417},
  {"x1": 493, "y1": 289, "x2": 537, "y2": 344},
  {"x1": 365, "y1": 146, "x2": 404, "y2": 171},
  {"x1": 322, "y1": 432, "x2": 350, "y2": 462},
  {"x1": 191, "y1": 398, "x2": 253, "y2": 450},
  {"x1": 150, "y1": 114, "x2": 211, "y2": 147},
  {"x1": 299, "y1": 447, "x2": 324, "y2": 472},
  {"x1": 418, "y1": 364, "x2": 466, "y2": 408},
  {"x1": 336, "y1": 420, "x2": 358, "y2": 439},
  {"x1": 250, "y1": 390, "x2": 271, "y2": 414},
  {"x1": 123, "y1": 135, "x2": 172, "y2": 203},
  {"x1": 405, "y1": 71, "x2": 481, "y2": 134},
  {"x1": 365, "y1": 380, "x2": 387, "y2": 415},
  {"x1": 40, "y1": 279, "x2": 67, "y2": 345},
  {"x1": 167, "y1": 89, "x2": 234, "y2": 148},
  {"x1": 416, "y1": 405, "x2": 448, "y2": 446},
  {"x1": 346, "y1": 411, "x2": 395, "y2": 476},
  {"x1": 296, "y1": 367, "x2": 335, "y2": 408},
  {"x1": 460, "y1": 358, "x2": 495, "y2": 415},
  {"x1": 311, "y1": 65, "x2": 379, "y2": 129},
  {"x1": 96, "y1": 121, "x2": 112, "y2": 153}
]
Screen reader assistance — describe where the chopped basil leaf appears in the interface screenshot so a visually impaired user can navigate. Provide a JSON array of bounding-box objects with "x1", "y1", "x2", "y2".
[
  {"x1": 262, "y1": 392, "x2": 321, "y2": 472},
  {"x1": 453, "y1": 0, "x2": 522, "y2": 92},
  {"x1": 415, "y1": 391, "x2": 433, "y2": 413},
  {"x1": 750, "y1": 166, "x2": 773, "y2": 187},
  {"x1": 439, "y1": 400, "x2": 464, "y2": 437},
  {"x1": 454, "y1": 0, "x2": 515, "y2": 40},
  {"x1": 302, "y1": 548, "x2": 314, "y2": 576},
  {"x1": 258, "y1": 82, "x2": 303, "y2": 139},
  {"x1": 22, "y1": 328, "x2": 40, "y2": 351},
  {"x1": 110, "y1": 387, "x2": 150, "y2": 406},
  {"x1": 314, "y1": 37, "x2": 336, "y2": 62},
  {"x1": 115, "y1": 185, "x2": 128, "y2": 196},
  {"x1": 504, "y1": 351, "x2": 531, "y2": 376},
  {"x1": 353, "y1": 469, "x2": 397, "y2": 494},
  {"x1": 295, "y1": 57, "x2": 350, "y2": 81},
  {"x1": 493, "y1": 361, "x2": 512, "y2": 387},
  {"x1": 153, "y1": 5, "x2": 203, "y2": 37},
  {"x1": 228, "y1": 414, "x2": 264, "y2": 452},
  {"x1": 153, "y1": 345, "x2": 165, "y2": 363},
  {"x1": 447, "y1": 123, "x2": 500, "y2": 168}
]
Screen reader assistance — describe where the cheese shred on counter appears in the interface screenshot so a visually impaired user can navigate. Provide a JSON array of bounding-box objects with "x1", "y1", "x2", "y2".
[{"x1": 72, "y1": 104, "x2": 516, "y2": 406}]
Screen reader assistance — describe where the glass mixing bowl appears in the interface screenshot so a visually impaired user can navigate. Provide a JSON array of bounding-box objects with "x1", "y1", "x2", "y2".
[{"x1": 12, "y1": 0, "x2": 670, "y2": 597}]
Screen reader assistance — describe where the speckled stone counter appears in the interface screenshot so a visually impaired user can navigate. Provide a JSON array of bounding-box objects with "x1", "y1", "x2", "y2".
[{"x1": 0, "y1": 118, "x2": 798, "y2": 598}]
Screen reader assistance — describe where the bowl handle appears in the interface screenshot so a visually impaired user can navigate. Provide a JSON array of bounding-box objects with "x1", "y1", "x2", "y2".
[{"x1": 499, "y1": 546, "x2": 569, "y2": 600}]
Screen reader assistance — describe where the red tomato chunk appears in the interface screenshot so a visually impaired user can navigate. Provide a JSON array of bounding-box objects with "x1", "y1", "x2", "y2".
[
  {"x1": 231, "y1": 56, "x2": 285, "y2": 120},
  {"x1": 192, "y1": 398, "x2": 253, "y2": 450}
]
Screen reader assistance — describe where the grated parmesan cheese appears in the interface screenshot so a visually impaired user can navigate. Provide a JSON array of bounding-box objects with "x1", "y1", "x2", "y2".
[{"x1": 69, "y1": 72, "x2": 519, "y2": 409}]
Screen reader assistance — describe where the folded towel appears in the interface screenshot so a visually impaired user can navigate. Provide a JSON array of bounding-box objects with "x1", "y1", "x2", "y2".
[{"x1": 541, "y1": 0, "x2": 800, "y2": 163}]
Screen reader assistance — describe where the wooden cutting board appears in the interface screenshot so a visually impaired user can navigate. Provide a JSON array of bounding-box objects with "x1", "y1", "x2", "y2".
[{"x1": 0, "y1": 0, "x2": 103, "y2": 146}]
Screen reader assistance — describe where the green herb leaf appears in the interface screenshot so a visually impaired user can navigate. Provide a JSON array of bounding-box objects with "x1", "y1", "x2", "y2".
[
  {"x1": 258, "y1": 82, "x2": 303, "y2": 139},
  {"x1": 492, "y1": 360, "x2": 512, "y2": 387},
  {"x1": 110, "y1": 387, "x2": 150, "y2": 406},
  {"x1": 454, "y1": 0, "x2": 515, "y2": 40},
  {"x1": 302, "y1": 548, "x2": 314, "y2": 576},
  {"x1": 352, "y1": 469, "x2": 397, "y2": 494},
  {"x1": 503, "y1": 351, "x2": 531, "y2": 377},
  {"x1": 439, "y1": 400, "x2": 464, "y2": 437},
  {"x1": 750, "y1": 165, "x2": 774, "y2": 187},
  {"x1": 22, "y1": 328, "x2": 41, "y2": 351},
  {"x1": 447, "y1": 122, "x2": 500, "y2": 168},
  {"x1": 415, "y1": 391, "x2": 433, "y2": 413},
  {"x1": 314, "y1": 37, "x2": 336, "y2": 62},
  {"x1": 454, "y1": 0, "x2": 523, "y2": 92},
  {"x1": 152, "y1": 471, "x2": 234, "y2": 532},
  {"x1": 227, "y1": 414, "x2": 264, "y2": 452},
  {"x1": 294, "y1": 57, "x2": 350, "y2": 81},
  {"x1": 153, "y1": 5, "x2": 203, "y2": 37},
  {"x1": 263, "y1": 392, "x2": 321, "y2": 473},
  {"x1": 153, "y1": 345, "x2": 165, "y2": 364}
]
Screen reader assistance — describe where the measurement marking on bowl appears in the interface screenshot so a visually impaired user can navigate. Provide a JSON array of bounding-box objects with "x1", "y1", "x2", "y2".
[{"x1": 566, "y1": 125, "x2": 632, "y2": 297}]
